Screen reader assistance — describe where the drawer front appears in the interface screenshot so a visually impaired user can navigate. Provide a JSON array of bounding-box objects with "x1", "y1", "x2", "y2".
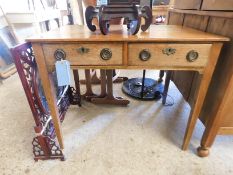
[
  {"x1": 42, "y1": 43, "x2": 123, "y2": 66},
  {"x1": 128, "y1": 44, "x2": 211, "y2": 68}
]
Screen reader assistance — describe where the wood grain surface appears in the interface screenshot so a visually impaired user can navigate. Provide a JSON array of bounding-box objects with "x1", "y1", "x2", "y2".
[
  {"x1": 27, "y1": 25, "x2": 229, "y2": 43},
  {"x1": 128, "y1": 43, "x2": 211, "y2": 68},
  {"x1": 42, "y1": 43, "x2": 123, "y2": 66}
]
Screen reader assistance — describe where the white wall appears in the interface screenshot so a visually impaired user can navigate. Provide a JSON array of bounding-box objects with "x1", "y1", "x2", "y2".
[
  {"x1": 70, "y1": 0, "x2": 84, "y2": 25},
  {"x1": 0, "y1": 0, "x2": 67, "y2": 13},
  {"x1": 0, "y1": 6, "x2": 8, "y2": 29},
  {"x1": 1, "y1": 0, "x2": 33, "y2": 12}
]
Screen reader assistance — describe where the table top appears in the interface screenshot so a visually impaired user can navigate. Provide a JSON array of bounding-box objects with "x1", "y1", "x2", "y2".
[{"x1": 27, "y1": 25, "x2": 229, "y2": 43}]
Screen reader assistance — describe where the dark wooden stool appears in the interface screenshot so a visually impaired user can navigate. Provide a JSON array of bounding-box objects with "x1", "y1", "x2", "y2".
[{"x1": 91, "y1": 69, "x2": 130, "y2": 105}]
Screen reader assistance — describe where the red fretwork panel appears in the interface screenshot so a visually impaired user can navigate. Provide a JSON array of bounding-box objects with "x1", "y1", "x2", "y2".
[{"x1": 11, "y1": 42, "x2": 81, "y2": 161}]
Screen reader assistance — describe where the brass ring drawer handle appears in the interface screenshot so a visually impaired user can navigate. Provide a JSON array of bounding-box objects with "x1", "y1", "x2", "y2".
[
  {"x1": 186, "y1": 50, "x2": 199, "y2": 62},
  {"x1": 100, "y1": 48, "x2": 112, "y2": 60},
  {"x1": 139, "y1": 49, "x2": 151, "y2": 61},
  {"x1": 162, "y1": 47, "x2": 176, "y2": 56},
  {"x1": 54, "y1": 49, "x2": 66, "y2": 60},
  {"x1": 77, "y1": 47, "x2": 90, "y2": 54}
]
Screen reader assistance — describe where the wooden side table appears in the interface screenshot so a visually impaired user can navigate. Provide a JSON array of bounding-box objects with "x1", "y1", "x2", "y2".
[{"x1": 26, "y1": 25, "x2": 229, "y2": 160}]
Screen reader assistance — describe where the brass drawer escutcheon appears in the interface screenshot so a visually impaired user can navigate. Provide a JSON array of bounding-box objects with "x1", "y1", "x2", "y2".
[
  {"x1": 77, "y1": 47, "x2": 90, "y2": 54},
  {"x1": 162, "y1": 47, "x2": 176, "y2": 56}
]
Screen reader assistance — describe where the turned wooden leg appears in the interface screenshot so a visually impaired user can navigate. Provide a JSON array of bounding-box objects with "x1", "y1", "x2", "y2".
[
  {"x1": 182, "y1": 43, "x2": 223, "y2": 151},
  {"x1": 82, "y1": 69, "x2": 97, "y2": 101},
  {"x1": 162, "y1": 71, "x2": 172, "y2": 105},
  {"x1": 197, "y1": 146, "x2": 210, "y2": 157},
  {"x1": 158, "y1": 70, "x2": 165, "y2": 83},
  {"x1": 197, "y1": 96, "x2": 224, "y2": 157},
  {"x1": 196, "y1": 118, "x2": 218, "y2": 157}
]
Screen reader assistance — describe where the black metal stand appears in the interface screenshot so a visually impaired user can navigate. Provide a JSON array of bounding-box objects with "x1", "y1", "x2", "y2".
[{"x1": 122, "y1": 70, "x2": 163, "y2": 100}]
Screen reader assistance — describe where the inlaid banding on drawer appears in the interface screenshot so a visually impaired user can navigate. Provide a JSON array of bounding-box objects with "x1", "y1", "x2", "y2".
[
  {"x1": 42, "y1": 43, "x2": 123, "y2": 66},
  {"x1": 128, "y1": 43, "x2": 212, "y2": 68}
]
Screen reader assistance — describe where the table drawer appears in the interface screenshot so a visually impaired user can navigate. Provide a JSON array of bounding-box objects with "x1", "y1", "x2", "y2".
[
  {"x1": 42, "y1": 43, "x2": 123, "y2": 66},
  {"x1": 128, "y1": 44, "x2": 212, "y2": 68}
]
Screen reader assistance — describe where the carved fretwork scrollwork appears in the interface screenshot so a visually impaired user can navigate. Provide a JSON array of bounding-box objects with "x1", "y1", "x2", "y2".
[
  {"x1": 32, "y1": 136, "x2": 65, "y2": 161},
  {"x1": 12, "y1": 43, "x2": 48, "y2": 127},
  {"x1": 12, "y1": 43, "x2": 81, "y2": 161}
]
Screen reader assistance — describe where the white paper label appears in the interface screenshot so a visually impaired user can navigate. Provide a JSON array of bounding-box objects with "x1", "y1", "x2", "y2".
[{"x1": 55, "y1": 60, "x2": 71, "y2": 86}]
